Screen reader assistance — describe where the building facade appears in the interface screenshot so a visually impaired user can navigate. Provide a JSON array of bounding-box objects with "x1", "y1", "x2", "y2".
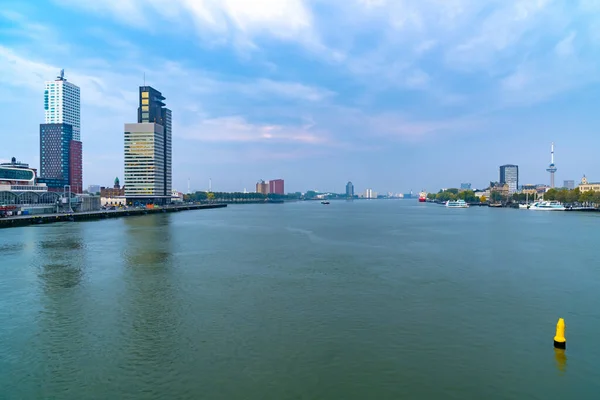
[
  {"x1": 460, "y1": 183, "x2": 472, "y2": 190},
  {"x1": 269, "y1": 179, "x2": 284, "y2": 195},
  {"x1": 256, "y1": 180, "x2": 269, "y2": 195},
  {"x1": 499, "y1": 165, "x2": 519, "y2": 194},
  {"x1": 578, "y1": 176, "x2": 600, "y2": 192},
  {"x1": 39, "y1": 123, "x2": 72, "y2": 191},
  {"x1": 124, "y1": 123, "x2": 166, "y2": 198},
  {"x1": 346, "y1": 181, "x2": 354, "y2": 197},
  {"x1": 44, "y1": 70, "x2": 81, "y2": 141},
  {"x1": 69, "y1": 140, "x2": 82, "y2": 194},
  {"x1": 563, "y1": 180, "x2": 575, "y2": 190}
]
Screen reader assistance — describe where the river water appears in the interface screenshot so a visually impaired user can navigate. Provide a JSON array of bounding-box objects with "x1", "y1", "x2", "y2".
[{"x1": 1, "y1": 201, "x2": 599, "y2": 399}]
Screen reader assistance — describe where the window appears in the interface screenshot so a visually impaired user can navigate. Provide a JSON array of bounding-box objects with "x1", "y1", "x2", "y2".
[
  {"x1": 142, "y1": 92, "x2": 149, "y2": 99},
  {"x1": 142, "y1": 99, "x2": 149, "y2": 105},
  {"x1": 142, "y1": 106, "x2": 149, "y2": 112}
]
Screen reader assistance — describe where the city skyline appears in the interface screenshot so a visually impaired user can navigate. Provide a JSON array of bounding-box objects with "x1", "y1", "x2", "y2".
[{"x1": 2, "y1": 1, "x2": 600, "y2": 193}]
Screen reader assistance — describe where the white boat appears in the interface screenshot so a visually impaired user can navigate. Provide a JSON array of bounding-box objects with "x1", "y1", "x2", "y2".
[
  {"x1": 519, "y1": 204, "x2": 529, "y2": 209},
  {"x1": 529, "y1": 201, "x2": 565, "y2": 211},
  {"x1": 446, "y1": 199, "x2": 469, "y2": 208}
]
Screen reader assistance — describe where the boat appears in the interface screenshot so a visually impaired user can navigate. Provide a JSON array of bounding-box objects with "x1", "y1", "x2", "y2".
[
  {"x1": 321, "y1": 201, "x2": 330, "y2": 205},
  {"x1": 529, "y1": 201, "x2": 565, "y2": 211},
  {"x1": 418, "y1": 191, "x2": 427, "y2": 202},
  {"x1": 445, "y1": 199, "x2": 469, "y2": 208},
  {"x1": 518, "y1": 204, "x2": 529, "y2": 209}
]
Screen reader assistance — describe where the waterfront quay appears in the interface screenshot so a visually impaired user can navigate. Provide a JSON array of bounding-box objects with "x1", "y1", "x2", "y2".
[{"x1": 0, "y1": 203, "x2": 226, "y2": 229}]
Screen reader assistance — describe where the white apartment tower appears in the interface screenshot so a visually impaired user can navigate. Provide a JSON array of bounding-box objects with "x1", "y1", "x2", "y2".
[{"x1": 44, "y1": 70, "x2": 81, "y2": 141}]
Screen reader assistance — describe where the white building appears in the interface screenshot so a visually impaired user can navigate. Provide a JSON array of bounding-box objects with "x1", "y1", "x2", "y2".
[
  {"x1": 364, "y1": 189, "x2": 377, "y2": 199},
  {"x1": 44, "y1": 70, "x2": 81, "y2": 141}
]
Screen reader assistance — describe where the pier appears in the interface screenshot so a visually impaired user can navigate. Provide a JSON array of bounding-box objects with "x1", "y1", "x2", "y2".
[{"x1": 0, "y1": 203, "x2": 227, "y2": 229}]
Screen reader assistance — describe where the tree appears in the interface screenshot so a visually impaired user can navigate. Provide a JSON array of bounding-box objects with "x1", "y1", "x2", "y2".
[
  {"x1": 490, "y1": 191, "x2": 505, "y2": 203},
  {"x1": 567, "y1": 188, "x2": 580, "y2": 204},
  {"x1": 480, "y1": 195, "x2": 487, "y2": 203},
  {"x1": 207, "y1": 192, "x2": 215, "y2": 201}
]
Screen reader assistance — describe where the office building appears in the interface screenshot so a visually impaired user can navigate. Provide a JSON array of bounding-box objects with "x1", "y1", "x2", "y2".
[
  {"x1": 256, "y1": 180, "x2": 269, "y2": 195},
  {"x1": 269, "y1": 179, "x2": 284, "y2": 195},
  {"x1": 39, "y1": 123, "x2": 72, "y2": 191},
  {"x1": 124, "y1": 86, "x2": 172, "y2": 204},
  {"x1": 346, "y1": 181, "x2": 354, "y2": 197},
  {"x1": 88, "y1": 185, "x2": 101, "y2": 194},
  {"x1": 563, "y1": 180, "x2": 575, "y2": 190},
  {"x1": 499, "y1": 164, "x2": 519, "y2": 195},
  {"x1": 460, "y1": 183, "x2": 472, "y2": 190},
  {"x1": 40, "y1": 71, "x2": 83, "y2": 193}
]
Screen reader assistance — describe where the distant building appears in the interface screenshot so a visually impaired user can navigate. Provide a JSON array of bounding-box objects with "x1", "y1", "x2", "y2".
[
  {"x1": 256, "y1": 180, "x2": 269, "y2": 195},
  {"x1": 346, "y1": 181, "x2": 354, "y2": 197},
  {"x1": 269, "y1": 179, "x2": 284, "y2": 195},
  {"x1": 460, "y1": 183, "x2": 472, "y2": 190},
  {"x1": 490, "y1": 181, "x2": 510, "y2": 198},
  {"x1": 88, "y1": 185, "x2": 101, "y2": 194},
  {"x1": 563, "y1": 180, "x2": 575, "y2": 190},
  {"x1": 578, "y1": 176, "x2": 600, "y2": 192},
  {"x1": 364, "y1": 188, "x2": 377, "y2": 199},
  {"x1": 521, "y1": 184, "x2": 537, "y2": 195},
  {"x1": 499, "y1": 164, "x2": 519, "y2": 195}
]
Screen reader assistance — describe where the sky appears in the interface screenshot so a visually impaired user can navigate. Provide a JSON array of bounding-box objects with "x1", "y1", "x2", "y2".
[{"x1": 1, "y1": 0, "x2": 600, "y2": 194}]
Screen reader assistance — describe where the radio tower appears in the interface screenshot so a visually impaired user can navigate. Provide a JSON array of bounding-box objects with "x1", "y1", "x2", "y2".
[{"x1": 546, "y1": 142, "x2": 557, "y2": 188}]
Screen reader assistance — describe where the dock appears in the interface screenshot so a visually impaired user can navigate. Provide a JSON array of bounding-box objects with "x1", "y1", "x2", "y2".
[{"x1": 0, "y1": 203, "x2": 227, "y2": 229}]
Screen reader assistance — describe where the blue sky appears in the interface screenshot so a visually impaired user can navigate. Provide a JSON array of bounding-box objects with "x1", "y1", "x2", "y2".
[{"x1": 1, "y1": 0, "x2": 600, "y2": 194}]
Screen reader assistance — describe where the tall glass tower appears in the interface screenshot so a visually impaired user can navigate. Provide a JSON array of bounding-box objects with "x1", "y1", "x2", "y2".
[{"x1": 499, "y1": 164, "x2": 519, "y2": 195}]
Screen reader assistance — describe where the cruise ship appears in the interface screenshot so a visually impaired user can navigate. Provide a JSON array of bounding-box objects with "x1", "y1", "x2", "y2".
[
  {"x1": 445, "y1": 199, "x2": 469, "y2": 208},
  {"x1": 418, "y1": 191, "x2": 427, "y2": 202},
  {"x1": 528, "y1": 201, "x2": 565, "y2": 211}
]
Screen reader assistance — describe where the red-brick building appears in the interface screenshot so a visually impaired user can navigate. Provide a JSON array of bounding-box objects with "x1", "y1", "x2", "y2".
[{"x1": 269, "y1": 179, "x2": 284, "y2": 195}]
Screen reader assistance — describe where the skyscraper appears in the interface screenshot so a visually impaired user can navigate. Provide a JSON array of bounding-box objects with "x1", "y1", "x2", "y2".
[
  {"x1": 44, "y1": 69, "x2": 81, "y2": 141},
  {"x1": 39, "y1": 70, "x2": 83, "y2": 193},
  {"x1": 499, "y1": 165, "x2": 519, "y2": 195},
  {"x1": 124, "y1": 86, "x2": 172, "y2": 204},
  {"x1": 346, "y1": 181, "x2": 354, "y2": 197}
]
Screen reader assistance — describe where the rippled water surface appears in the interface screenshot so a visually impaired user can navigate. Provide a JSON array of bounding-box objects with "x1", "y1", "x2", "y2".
[{"x1": 1, "y1": 201, "x2": 599, "y2": 399}]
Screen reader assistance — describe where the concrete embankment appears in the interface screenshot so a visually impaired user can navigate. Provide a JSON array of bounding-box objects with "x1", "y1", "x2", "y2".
[{"x1": 0, "y1": 204, "x2": 227, "y2": 229}]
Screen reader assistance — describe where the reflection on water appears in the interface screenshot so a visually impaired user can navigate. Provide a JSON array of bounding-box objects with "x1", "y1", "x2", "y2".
[
  {"x1": 123, "y1": 215, "x2": 172, "y2": 266},
  {"x1": 37, "y1": 226, "x2": 86, "y2": 290},
  {"x1": 118, "y1": 215, "x2": 182, "y2": 395},
  {"x1": 554, "y1": 348, "x2": 567, "y2": 373}
]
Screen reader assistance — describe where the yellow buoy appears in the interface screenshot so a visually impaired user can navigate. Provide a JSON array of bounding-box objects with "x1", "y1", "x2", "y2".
[{"x1": 553, "y1": 318, "x2": 566, "y2": 349}]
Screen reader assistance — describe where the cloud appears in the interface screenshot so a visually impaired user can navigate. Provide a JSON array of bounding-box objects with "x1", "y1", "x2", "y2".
[
  {"x1": 555, "y1": 31, "x2": 577, "y2": 57},
  {"x1": 178, "y1": 116, "x2": 330, "y2": 145},
  {"x1": 53, "y1": 0, "x2": 318, "y2": 50}
]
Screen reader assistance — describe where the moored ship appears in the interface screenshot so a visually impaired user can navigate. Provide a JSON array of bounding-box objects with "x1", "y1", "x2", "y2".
[{"x1": 418, "y1": 191, "x2": 427, "y2": 202}]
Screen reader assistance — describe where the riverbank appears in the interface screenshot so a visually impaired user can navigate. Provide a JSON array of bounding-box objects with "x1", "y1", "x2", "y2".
[{"x1": 0, "y1": 203, "x2": 227, "y2": 229}]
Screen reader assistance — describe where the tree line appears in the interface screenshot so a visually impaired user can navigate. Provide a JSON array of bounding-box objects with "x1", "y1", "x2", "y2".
[
  {"x1": 184, "y1": 191, "x2": 302, "y2": 202},
  {"x1": 427, "y1": 189, "x2": 481, "y2": 203},
  {"x1": 543, "y1": 188, "x2": 600, "y2": 205}
]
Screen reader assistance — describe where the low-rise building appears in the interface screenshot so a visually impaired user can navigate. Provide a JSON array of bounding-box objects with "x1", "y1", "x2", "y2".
[{"x1": 578, "y1": 176, "x2": 600, "y2": 192}]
